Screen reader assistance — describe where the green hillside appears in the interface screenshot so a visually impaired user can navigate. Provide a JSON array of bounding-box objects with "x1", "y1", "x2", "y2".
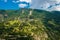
[{"x1": 0, "y1": 9, "x2": 60, "y2": 40}]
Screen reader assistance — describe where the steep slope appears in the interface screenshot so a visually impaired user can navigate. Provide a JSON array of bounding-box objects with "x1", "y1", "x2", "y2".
[{"x1": 0, "y1": 9, "x2": 60, "y2": 40}]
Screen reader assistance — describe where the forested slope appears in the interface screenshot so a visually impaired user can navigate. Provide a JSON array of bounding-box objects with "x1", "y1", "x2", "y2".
[{"x1": 0, "y1": 9, "x2": 60, "y2": 40}]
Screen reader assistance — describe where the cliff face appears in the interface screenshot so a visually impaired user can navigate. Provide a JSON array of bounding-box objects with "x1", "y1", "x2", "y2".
[{"x1": 0, "y1": 9, "x2": 60, "y2": 40}]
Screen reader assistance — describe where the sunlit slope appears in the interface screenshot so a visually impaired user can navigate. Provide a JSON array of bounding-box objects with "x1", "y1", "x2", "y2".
[{"x1": 0, "y1": 9, "x2": 60, "y2": 40}]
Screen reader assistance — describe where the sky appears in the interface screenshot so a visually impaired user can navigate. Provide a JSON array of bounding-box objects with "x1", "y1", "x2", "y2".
[
  {"x1": 0, "y1": 0, "x2": 31, "y2": 10},
  {"x1": 0, "y1": 0, "x2": 60, "y2": 11}
]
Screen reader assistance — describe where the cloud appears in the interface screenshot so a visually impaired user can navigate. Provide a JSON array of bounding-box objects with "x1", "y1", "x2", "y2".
[
  {"x1": 19, "y1": 4, "x2": 27, "y2": 8},
  {"x1": 1, "y1": 0, "x2": 7, "y2": 2},
  {"x1": 12, "y1": 0, "x2": 20, "y2": 3},
  {"x1": 56, "y1": 6, "x2": 60, "y2": 11},
  {"x1": 4, "y1": 0, "x2": 7, "y2": 2},
  {"x1": 18, "y1": 0, "x2": 31, "y2": 8},
  {"x1": 41, "y1": 2, "x2": 50, "y2": 9},
  {"x1": 19, "y1": 0, "x2": 31, "y2": 3},
  {"x1": 30, "y1": 0, "x2": 60, "y2": 11},
  {"x1": 48, "y1": 5, "x2": 60, "y2": 11},
  {"x1": 12, "y1": 0, "x2": 31, "y2": 3},
  {"x1": 12, "y1": 0, "x2": 31, "y2": 8},
  {"x1": 47, "y1": 0, "x2": 60, "y2": 11}
]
